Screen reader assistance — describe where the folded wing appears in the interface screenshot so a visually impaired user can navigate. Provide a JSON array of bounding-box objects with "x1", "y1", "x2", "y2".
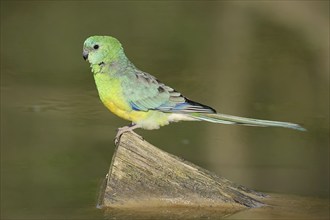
[{"x1": 122, "y1": 70, "x2": 216, "y2": 114}]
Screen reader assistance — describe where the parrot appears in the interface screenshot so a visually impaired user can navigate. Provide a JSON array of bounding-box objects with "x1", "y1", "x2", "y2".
[{"x1": 82, "y1": 36, "x2": 305, "y2": 140}]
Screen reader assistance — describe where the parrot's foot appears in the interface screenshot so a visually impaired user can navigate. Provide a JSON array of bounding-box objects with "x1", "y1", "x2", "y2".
[{"x1": 115, "y1": 124, "x2": 141, "y2": 145}]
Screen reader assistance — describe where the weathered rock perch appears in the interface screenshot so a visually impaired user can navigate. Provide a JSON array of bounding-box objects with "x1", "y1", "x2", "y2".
[{"x1": 98, "y1": 132, "x2": 266, "y2": 212}]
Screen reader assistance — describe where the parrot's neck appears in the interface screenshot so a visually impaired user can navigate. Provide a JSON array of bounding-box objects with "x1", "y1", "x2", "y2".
[{"x1": 91, "y1": 50, "x2": 131, "y2": 75}]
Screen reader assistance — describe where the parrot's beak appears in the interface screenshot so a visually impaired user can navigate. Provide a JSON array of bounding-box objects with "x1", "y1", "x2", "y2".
[{"x1": 83, "y1": 50, "x2": 89, "y2": 61}]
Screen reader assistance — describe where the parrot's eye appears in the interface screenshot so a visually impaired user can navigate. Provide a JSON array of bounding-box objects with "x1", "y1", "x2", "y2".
[{"x1": 93, "y1": 44, "x2": 99, "y2": 50}]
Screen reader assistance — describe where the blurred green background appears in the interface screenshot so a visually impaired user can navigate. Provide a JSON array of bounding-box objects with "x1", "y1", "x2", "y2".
[{"x1": 1, "y1": 1, "x2": 329, "y2": 219}]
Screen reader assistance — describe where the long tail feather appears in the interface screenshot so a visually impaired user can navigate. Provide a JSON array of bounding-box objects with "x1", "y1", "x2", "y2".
[{"x1": 191, "y1": 113, "x2": 306, "y2": 131}]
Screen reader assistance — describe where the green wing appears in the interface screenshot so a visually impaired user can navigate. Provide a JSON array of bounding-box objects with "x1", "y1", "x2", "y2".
[{"x1": 122, "y1": 70, "x2": 215, "y2": 113}]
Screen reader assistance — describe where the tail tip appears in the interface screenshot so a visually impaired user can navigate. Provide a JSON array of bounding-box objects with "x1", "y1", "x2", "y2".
[{"x1": 294, "y1": 125, "x2": 307, "y2": 132}]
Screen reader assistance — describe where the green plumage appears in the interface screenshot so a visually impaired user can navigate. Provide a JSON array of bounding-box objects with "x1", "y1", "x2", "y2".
[{"x1": 83, "y1": 35, "x2": 305, "y2": 132}]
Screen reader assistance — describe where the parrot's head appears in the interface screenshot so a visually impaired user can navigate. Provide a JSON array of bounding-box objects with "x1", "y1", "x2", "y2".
[{"x1": 83, "y1": 36, "x2": 124, "y2": 65}]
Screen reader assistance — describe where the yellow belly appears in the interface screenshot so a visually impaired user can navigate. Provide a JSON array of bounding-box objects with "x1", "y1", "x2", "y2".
[
  {"x1": 102, "y1": 98, "x2": 171, "y2": 130},
  {"x1": 102, "y1": 99, "x2": 144, "y2": 121},
  {"x1": 94, "y1": 73, "x2": 147, "y2": 121},
  {"x1": 94, "y1": 72, "x2": 171, "y2": 129},
  {"x1": 94, "y1": 75, "x2": 131, "y2": 119}
]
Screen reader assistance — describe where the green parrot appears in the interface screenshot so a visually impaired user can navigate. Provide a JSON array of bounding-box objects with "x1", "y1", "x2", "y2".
[{"x1": 83, "y1": 36, "x2": 305, "y2": 139}]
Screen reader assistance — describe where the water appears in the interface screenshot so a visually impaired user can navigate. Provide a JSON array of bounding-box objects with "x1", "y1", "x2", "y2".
[
  {"x1": 1, "y1": 1, "x2": 329, "y2": 219},
  {"x1": 101, "y1": 194, "x2": 329, "y2": 220}
]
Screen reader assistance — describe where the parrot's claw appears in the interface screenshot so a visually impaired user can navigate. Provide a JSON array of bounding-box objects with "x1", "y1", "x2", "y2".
[
  {"x1": 114, "y1": 126, "x2": 130, "y2": 144},
  {"x1": 114, "y1": 124, "x2": 141, "y2": 145}
]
